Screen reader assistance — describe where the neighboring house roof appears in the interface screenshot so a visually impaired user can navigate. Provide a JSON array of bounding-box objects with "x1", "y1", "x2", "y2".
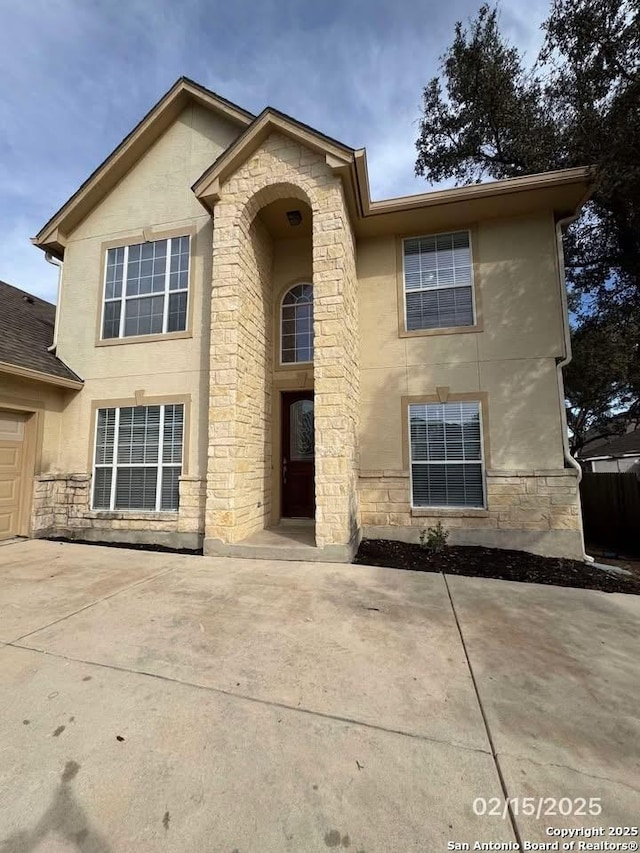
[
  {"x1": 0, "y1": 281, "x2": 83, "y2": 387},
  {"x1": 32, "y1": 76, "x2": 597, "y2": 257},
  {"x1": 579, "y1": 428, "x2": 640, "y2": 460}
]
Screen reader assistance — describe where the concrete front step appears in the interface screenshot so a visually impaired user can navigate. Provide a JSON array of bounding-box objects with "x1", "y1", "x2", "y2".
[{"x1": 203, "y1": 524, "x2": 359, "y2": 563}]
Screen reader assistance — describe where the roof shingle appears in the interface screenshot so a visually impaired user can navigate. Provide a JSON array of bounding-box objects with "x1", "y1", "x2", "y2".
[
  {"x1": 0, "y1": 281, "x2": 82, "y2": 383},
  {"x1": 580, "y1": 428, "x2": 640, "y2": 459}
]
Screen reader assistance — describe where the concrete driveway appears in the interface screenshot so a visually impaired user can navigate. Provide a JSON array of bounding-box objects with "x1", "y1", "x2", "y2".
[{"x1": 0, "y1": 540, "x2": 638, "y2": 852}]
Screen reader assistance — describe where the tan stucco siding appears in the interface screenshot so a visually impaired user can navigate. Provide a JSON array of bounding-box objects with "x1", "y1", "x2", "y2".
[
  {"x1": 67, "y1": 104, "x2": 239, "y2": 243},
  {"x1": 53, "y1": 104, "x2": 241, "y2": 480},
  {"x1": 0, "y1": 373, "x2": 69, "y2": 537},
  {"x1": 479, "y1": 357, "x2": 564, "y2": 470},
  {"x1": 271, "y1": 236, "x2": 313, "y2": 307},
  {"x1": 357, "y1": 212, "x2": 567, "y2": 473},
  {"x1": 356, "y1": 211, "x2": 582, "y2": 557},
  {"x1": 55, "y1": 375, "x2": 204, "y2": 476},
  {"x1": 0, "y1": 373, "x2": 66, "y2": 473},
  {"x1": 474, "y1": 214, "x2": 564, "y2": 361}
]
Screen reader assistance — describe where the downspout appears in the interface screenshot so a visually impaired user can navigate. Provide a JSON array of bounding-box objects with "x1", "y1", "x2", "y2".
[
  {"x1": 45, "y1": 253, "x2": 63, "y2": 353},
  {"x1": 555, "y1": 212, "x2": 594, "y2": 563}
]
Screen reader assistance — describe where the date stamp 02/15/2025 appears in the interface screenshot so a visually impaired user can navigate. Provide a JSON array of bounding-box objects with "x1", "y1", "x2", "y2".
[{"x1": 444, "y1": 799, "x2": 639, "y2": 852}]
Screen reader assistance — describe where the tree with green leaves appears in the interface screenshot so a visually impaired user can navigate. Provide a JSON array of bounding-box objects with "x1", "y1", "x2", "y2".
[
  {"x1": 415, "y1": 0, "x2": 640, "y2": 455},
  {"x1": 563, "y1": 316, "x2": 640, "y2": 454}
]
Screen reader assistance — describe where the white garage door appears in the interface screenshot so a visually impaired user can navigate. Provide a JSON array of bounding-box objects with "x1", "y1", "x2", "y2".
[{"x1": 0, "y1": 411, "x2": 27, "y2": 540}]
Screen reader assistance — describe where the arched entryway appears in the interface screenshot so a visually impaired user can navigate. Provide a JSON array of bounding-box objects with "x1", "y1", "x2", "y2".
[{"x1": 204, "y1": 133, "x2": 361, "y2": 559}]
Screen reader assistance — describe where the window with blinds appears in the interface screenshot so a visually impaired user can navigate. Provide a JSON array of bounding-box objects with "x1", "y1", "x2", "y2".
[
  {"x1": 403, "y1": 231, "x2": 474, "y2": 331},
  {"x1": 92, "y1": 404, "x2": 184, "y2": 511},
  {"x1": 409, "y1": 401, "x2": 485, "y2": 508},
  {"x1": 101, "y1": 236, "x2": 190, "y2": 339}
]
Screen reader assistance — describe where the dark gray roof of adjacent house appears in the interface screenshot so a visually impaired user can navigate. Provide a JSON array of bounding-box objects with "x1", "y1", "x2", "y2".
[
  {"x1": 579, "y1": 428, "x2": 640, "y2": 460},
  {"x1": 0, "y1": 280, "x2": 82, "y2": 383}
]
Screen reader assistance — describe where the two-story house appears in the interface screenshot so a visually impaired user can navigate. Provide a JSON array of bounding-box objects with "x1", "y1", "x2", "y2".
[{"x1": 3, "y1": 77, "x2": 592, "y2": 560}]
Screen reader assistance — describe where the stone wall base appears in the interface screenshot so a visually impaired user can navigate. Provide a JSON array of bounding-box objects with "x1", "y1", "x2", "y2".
[
  {"x1": 362, "y1": 525, "x2": 584, "y2": 560},
  {"x1": 33, "y1": 473, "x2": 205, "y2": 551},
  {"x1": 359, "y1": 468, "x2": 584, "y2": 560}
]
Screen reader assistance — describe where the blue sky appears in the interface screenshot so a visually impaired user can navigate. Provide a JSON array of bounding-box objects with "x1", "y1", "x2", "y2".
[{"x1": 0, "y1": 0, "x2": 548, "y2": 303}]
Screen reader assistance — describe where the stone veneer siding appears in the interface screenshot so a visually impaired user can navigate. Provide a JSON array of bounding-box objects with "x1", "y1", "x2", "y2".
[
  {"x1": 205, "y1": 131, "x2": 360, "y2": 553},
  {"x1": 32, "y1": 474, "x2": 205, "y2": 549},
  {"x1": 359, "y1": 469, "x2": 583, "y2": 559},
  {"x1": 314, "y1": 179, "x2": 360, "y2": 549},
  {"x1": 206, "y1": 213, "x2": 274, "y2": 544}
]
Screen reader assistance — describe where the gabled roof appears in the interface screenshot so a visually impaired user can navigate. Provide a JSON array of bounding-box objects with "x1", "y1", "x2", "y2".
[
  {"x1": 191, "y1": 102, "x2": 594, "y2": 234},
  {"x1": 579, "y1": 428, "x2": 640, "y2": 460},
  {"x1": 192, "y1": 106, "x2": 356, "y2": 205},
  {"x1": 33, "y1": 77, "x2": 254, "y2": 258},
  {"x1": 33, "y1": 76, "x2": 596, "y2": 253},
  {"x1": 0, "y1": 281, "x2": 82, "y2": 387}
]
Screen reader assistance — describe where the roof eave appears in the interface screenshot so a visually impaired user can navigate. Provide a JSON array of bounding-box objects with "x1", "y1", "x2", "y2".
[
  {"x1": 32, "y1": 78, "x2": 255, "y2": 256},
  {"x1": 365, "y1": 166, "x2": 596, "y2": 217},
  {"x1": 0, "y1": 360, "x2": 83, "y2": 390},
  {"x1": 192, "y1": 109, "x2": 355, "y2": 210},
  {"x1": 348, "y1": 164, "x2": 596, "y2": 238}
]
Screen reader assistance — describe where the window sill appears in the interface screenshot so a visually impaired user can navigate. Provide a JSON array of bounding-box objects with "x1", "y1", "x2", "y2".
[
  {"x1": 400, "y1": 323, "x2": 482, "y2": 339},
  {"x1": 84, "y1": 510, "x2": 178, "y2": 520},
  {"x1": 275, "y1": 360, "x2": 314, "y2": 372},
  {"x1": 411, "y1": 507, "x2": 489, "y2": 518},
  {"x1": 95, "y1": 330, "x2": 192, "y2": 347}
]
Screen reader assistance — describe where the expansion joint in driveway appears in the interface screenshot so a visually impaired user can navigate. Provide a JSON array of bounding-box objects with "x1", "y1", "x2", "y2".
[
  {"x1": 6, "y1": 564, "x2": 179, "y2": 646},
  {"x1": 442, "y1": 572, "x2": 524, "y2": 849},
  {"x1": 6, "y1": 641, "x2": 492, "y2": 757}
]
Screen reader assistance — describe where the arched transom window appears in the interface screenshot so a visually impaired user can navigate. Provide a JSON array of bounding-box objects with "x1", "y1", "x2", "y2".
[{"x1": 281, "y1": 283, "x2": 313, "y2": 364}]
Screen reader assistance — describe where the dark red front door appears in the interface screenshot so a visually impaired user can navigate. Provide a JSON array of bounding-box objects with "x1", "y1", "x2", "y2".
[{"x1": 281, "y1": 391, "x2": 315, "y2": 518}]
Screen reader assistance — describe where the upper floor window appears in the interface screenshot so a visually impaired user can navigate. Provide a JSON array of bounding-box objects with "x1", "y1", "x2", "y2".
[
  {"x1": 281, "y1": 283, "x2": 313, "y2": 364},
  {"x1": 403, "y1": 231, "x2": 474, "y2": 331},
  {"x1": 92, "y1": 403, "x2": 184, "y2": 511},
  {"x1": 409, "y1": 401, "x2": 485, "y2": 508},
  {"x1": 101, "y1": 236, "x2": 190, "y2": 340}
]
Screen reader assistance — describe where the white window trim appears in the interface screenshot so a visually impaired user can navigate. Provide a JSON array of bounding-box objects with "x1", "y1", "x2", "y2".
[
  {"x1": 100, "y1": 236, "x2": 190, "y2": 340},
  {"x1": 279, "y1": 282, "x2": 314, "y2": 367},
  {"x1": 407, "y1": 401, "x2": 487, "y2": 510},
  {"x1": 92, "y1": 404, "x2": 183, "y2": 512},
  {"x1": 402, "y1": 229, "x2": 477, "y2": 332}
]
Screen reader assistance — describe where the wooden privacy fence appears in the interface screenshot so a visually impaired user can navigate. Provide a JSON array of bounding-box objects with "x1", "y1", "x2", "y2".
[{"x1": 580, "y1": 472, "x2": 640, "y2": 555}]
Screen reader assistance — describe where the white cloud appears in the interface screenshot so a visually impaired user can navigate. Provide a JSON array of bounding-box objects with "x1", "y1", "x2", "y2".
[{"x1": 0, "y1": 0, "x2": 549, "y2": 300}]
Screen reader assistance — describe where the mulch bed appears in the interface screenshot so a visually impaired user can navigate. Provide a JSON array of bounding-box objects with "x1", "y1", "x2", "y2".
[
  {"x1": 354, "y1": 538, "x2": 640, "y2": 595},
  {"x1": 46, "y1": 537, "x2": 202, "y2": 556}
]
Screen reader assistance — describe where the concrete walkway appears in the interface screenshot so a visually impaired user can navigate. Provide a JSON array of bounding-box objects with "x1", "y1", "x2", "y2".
[{"x1": 0, "y1": 540, "x2": 638, "y2": 852}]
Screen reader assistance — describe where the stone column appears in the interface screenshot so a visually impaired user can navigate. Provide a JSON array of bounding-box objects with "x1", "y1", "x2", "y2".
[
  {"x1": 204, "y1": 132, "x2": 361, "y2": 556},
  {"x1": 312, "y1": 182, "x2": 360, "y2": 551}
]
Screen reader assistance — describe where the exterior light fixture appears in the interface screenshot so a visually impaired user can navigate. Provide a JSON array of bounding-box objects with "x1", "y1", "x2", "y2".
[{"x1": 286, "y1": 210, "x2": 303, "y2": 226}]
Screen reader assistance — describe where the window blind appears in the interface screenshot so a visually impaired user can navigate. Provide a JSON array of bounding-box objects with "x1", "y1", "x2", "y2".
[
  {"x1": 409, "y1": 401, "x2": 484, "y2": 508},
  {"x1": 404, "y1": 231, "x2": 474, "y2": 330},
  {"x1": 92, "y1": 404, "x2": 184, "y2": 511}
]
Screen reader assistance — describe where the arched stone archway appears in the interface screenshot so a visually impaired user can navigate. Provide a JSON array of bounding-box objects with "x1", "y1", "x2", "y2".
[
  {"x1": 204, "y1": 132, "x2": 360, "y2": 557},
  {"x1": 241, "y1": 181, "x2": 314, "y2": 230}
]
